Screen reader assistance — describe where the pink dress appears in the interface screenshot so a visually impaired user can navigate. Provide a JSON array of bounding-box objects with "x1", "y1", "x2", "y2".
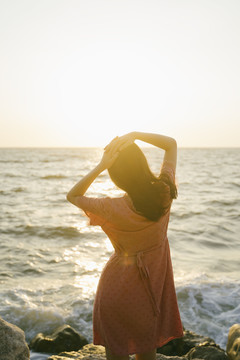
[{"x1": 75, "y1": 161, "x2": 183, "y2": 356}]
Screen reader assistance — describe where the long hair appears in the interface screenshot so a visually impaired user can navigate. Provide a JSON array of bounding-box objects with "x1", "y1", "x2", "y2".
[{"x1": 108, "y1": 143, "x2": 177, "y2": 221}]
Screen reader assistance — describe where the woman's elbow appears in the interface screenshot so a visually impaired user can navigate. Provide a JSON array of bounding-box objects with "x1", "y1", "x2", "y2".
[
  {"x1": 172, "y1": 138, "x2": 177, "y2": 149},
  {"x1": 167, "y1": 138, "x2": 177, "y2": 151},
  {"x1": 66, "y1": 192, "x2": 74, "y2": 204}
]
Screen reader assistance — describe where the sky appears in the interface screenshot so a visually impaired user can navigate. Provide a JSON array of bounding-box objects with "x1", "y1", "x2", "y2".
[{"x1": 0, "y1": 0, "x2": 240, "y2": 147}]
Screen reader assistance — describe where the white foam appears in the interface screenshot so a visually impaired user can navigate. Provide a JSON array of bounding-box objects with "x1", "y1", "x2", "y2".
[
  {"x1": 176, "y1": 275, "x2": 240, "y2": 349},
  {"x1": 30, "y1": 351, "x2": 50, "y2": 360}
]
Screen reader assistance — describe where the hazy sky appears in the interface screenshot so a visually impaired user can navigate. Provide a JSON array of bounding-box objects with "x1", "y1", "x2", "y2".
[{"x1": 0, "y1": 0, "x2": 240, "y2": 147}]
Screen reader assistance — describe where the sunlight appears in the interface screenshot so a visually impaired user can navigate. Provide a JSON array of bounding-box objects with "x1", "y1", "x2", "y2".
[
  {"x1": 74, "y1": 274, "x2": 99, "y2": 297},
  {"x1": 104, "y1": 238, "x2": 114, "y2": 253},
  {"x1": 1, "y1": 0, "x2": 240, "y2": 147},
  {"x1": 63, "y1": 245, "x2": 105, "y2": 296},
  {"x1": 73, "y1": 222, "x2": 102, "y2": 234}
]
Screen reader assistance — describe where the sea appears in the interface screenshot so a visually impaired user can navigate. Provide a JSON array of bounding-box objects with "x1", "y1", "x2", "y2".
[{"x1": 0, "y1": 147, "x2": 239, "y2": 360}]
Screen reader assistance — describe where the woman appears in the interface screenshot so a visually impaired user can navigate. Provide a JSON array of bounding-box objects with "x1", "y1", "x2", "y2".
[{"x1": 67, "y1": 132, "x2": 183, "y2": 360}]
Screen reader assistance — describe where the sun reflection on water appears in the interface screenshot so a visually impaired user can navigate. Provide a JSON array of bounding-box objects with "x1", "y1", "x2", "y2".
[
  {"x1": 73, "y1": 222, "x2": 102, "y2": 234},
  {"x1": 104, "y1": 238, "x2": 114, "y2": 253},
  {"x1": 62, "y1": 245, "x2": 108, "y2": 297},
  {"x1": 74, "y1": 275, "x2": 99, "y2": 298}
]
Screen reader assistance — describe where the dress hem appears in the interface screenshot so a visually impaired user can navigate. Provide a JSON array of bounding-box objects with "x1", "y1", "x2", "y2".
[{"x1": 93, "y1": 331, "x2": 184, "y2": 356}]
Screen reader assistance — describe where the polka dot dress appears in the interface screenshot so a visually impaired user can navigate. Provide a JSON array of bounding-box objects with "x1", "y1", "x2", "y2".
[{"x1": 75, "y1": 161, "x2": 183, "y2": 356}]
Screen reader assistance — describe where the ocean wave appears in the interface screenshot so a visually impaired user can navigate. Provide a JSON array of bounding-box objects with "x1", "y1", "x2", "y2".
[
  {"x1": 204, "y1": 199, "x2": 240, "y2": 207},
  {"x1": 41, "y1": 175, "x2": 67, "y2": 180},
  {"x1": 230, "y1": 181, "x2": 240, "y2": 188},
  {"x1": 176, "y1": 278, "x2": 240, "y2": 348},
  {"x1": 0, "y1": 187, "x2": 25, "y2": 196},
  {"x1": 172, "y1": 210, "x2": 204, "y2": 220},
  {"x1": 0, "y1": 272, "x2": 13, "y2": 278},
  {"x1": 14, "y1": 186, "x2": 25, "y2": 192},
  {"x1": 1, "y1": 225, "x2": 84, "y2": 239},
  {"x1": 199, "y1": 238, "x2": 229, "y2": 248},
  {"x1": 22, "y1": 268, "x2": 44, "y2": 275},
  {"x1": 0, "y1": 160, "x2": 34, "y2": 163},
  {"x1": 41, "y1": 158, "x2": 64, "y2": 163},
  {"x1": 0, "y1": 302, "x2": 66, "y2": 343},
  {"x1": 30, "y1": 351, "x2": 50, "y2": 360},
  {"x1": 2, "y1": 173, "x2": 20, "y2": 178},
  {"x1": 0, "y1": 286, "x2": 93, "y2": 343},
  {"x1": 0, "y1": 279, "x2": 239, "y2": 350}
]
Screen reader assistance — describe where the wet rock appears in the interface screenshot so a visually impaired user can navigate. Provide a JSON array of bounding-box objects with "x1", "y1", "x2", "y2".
[
  {"x1": 155, "y1": 355, "x2": 186, "y2": 360},
  {"x1": 186, "y1": 343, "x2": 228, "y2": 359},
  {"x1": 46, "y1": 339, "x2": 227, "y2": 360},
  {"x1": 157, "y1": 330, "x2": 215, "y2": 356},
  {"x1": 227, "y1": 324, "x2": 240, "y2": 360},
  {"x1": 0, "y1": 316, "x2": 30, "y2": 360},
  {"x1": 47, "y1": 344, "x2": 186, "y2": 359},
  {"x1": 47, "y1": 344, "x2": 106, "y2": 359},
  {"x1": 29, "y1": 324, "x2": 88, "y2": 354}
]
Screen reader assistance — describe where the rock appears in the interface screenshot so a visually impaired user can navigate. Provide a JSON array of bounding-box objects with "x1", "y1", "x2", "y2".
[
  {"x1": 46, "y1": 339, "x2": 228, "y2": 360},
  {"x1": 0, "y1": 316, "x2": 30, "y2": 360},
  {"x1": 186, "y1": 343, "x2": 228, "y2": 359},
  {"x1": 227, "y1": 324, "x2": 240, "y2": 360},
  {"x1": 156, "y1": 355, "x2": 186, "y2": 360},
  {"x1": 47, "y1": 344, "x2": 186, "y2": 360},
  {"x1": 29, "y1": 324, "x2": 88, "y2": 354},
  {"x1": 157, "y1": 330, "x2": 215, "y2": 356},
  {"x1": 47, "y1": 344, "x2": 106, "y2": 359}
]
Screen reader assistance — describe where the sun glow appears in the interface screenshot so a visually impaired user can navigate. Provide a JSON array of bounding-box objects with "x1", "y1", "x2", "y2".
[
  {"x1": 1, "y1": 0, "x2": 240, "y2": 148},
  {"x1": 74, "y1": 274, "x2": 99, "y2": 298}
]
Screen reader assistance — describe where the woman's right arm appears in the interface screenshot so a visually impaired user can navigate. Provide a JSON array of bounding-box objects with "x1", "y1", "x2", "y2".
[
  {"x1": 107, "y1": 131, "x2": 177, "y2": 171},
  {"x1": 133, "y1": 132, "x2": 177, "y2": 170}
]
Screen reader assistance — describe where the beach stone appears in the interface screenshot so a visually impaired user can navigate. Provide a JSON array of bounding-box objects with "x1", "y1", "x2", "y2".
[
  {"x1": 227, "y1": 324, "x2": 240, "y2": 360},
  {"x1": 0, "y1": 316, "x2": 30, "y2": 360},
  {"x1": 156, "y1": 355, "x2": 186, "y2": 360},
  {"x1": 47, "y1": 344, "x2": 186, "y2": 359},
  {"x1": 29, "y1": 324, "x2": 88, "y2": 354},
  {"x1": 47, "y1": 344, "x2": 106, "y2": 359},
  {"x1": 186, "y1": 343, "x2": 228, "y2": 359},
  {"x1": 157, "y1": 330, "x2": 215, "y2": 356}
]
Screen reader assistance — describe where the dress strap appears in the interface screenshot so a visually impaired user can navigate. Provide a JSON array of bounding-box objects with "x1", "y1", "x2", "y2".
[
  {"x1": 136, "y1": 251, "x2": 160, "y2": 317},
  {"x1": 116, "y1": 243, "x2": 163, "y2": 317}
]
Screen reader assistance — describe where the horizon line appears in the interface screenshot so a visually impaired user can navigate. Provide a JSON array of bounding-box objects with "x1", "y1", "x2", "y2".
[{"x1": 0, "y1": 146, "x2": 239, "y2": 149}]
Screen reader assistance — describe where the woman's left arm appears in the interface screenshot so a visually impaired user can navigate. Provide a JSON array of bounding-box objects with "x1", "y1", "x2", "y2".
[
  {"x1": 67, "y1": 163, "x2": 105, "y2": 205},
  {"x1": 67, "y1": 138, "x2": 120, "y2": 205}
]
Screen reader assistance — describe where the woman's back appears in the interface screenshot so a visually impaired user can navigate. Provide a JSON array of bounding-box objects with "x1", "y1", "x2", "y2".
[
  {"x1": 67, "y1": 132, "x2": 183, "y2": 359},
  {"x1": 76, "y1": 193, "x2": 171, "y2": 254}
]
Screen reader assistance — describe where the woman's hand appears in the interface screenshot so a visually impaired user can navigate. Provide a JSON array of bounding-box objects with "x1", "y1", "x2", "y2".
[
  {"x1": 99, "y1": 140, "x2": 120, "y2": 170},
  {"x1": 104, "y1": 132, "x2": 136, "y2": 153},
  {"x1": 67, "y1": 133, "x2": 135, "y2": 202}
]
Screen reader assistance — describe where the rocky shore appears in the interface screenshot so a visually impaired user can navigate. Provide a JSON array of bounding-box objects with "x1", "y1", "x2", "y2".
[{"x1": 0, "y1": 317, "x2": 239, "y2": 360}]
